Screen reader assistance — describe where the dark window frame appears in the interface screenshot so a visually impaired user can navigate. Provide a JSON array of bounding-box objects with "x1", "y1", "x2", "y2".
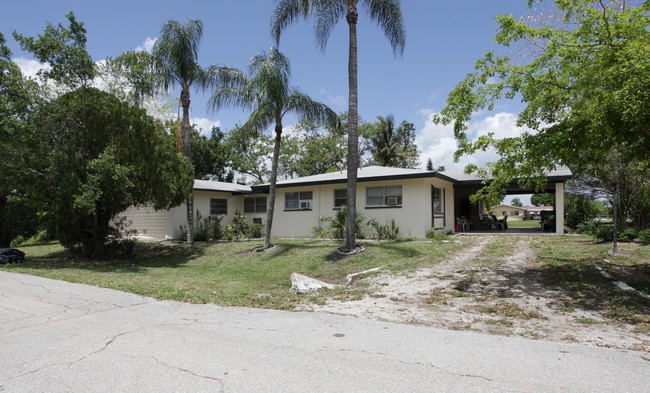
[{"x1": 210, "y1": 198, "x2": 228, "y2": 215}]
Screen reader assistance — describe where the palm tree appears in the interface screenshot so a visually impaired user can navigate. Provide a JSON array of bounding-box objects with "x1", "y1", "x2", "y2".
[
  {"x1": 209, "y1": 47, "x2": 339, "y2": 250},
  {"x1": 153, "y1": 19, "x2": 242, "y2": 245},
  {"x1": 370, "y1": 114, "x2": 403, "y2": 166},
  {"x1": 271, "y1": 0, "x2": 406, "y2": 252}
]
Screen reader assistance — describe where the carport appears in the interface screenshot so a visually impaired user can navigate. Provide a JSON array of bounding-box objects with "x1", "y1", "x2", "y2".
[{"x1": 448, "y1": 167, "x2": 572, "y2": 234}]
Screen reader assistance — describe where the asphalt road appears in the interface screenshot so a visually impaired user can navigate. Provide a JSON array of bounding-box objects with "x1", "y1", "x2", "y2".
[{"x1": 1, "y1": 270, "x2": 648, "y2": 392}]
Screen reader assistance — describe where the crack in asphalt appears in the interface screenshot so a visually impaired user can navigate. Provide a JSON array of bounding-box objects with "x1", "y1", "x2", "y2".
[
  {"x1": 139, "y1": 355, "x2": 225, "y2": 391},
  {"x1": 316, "y1": 347, "x2": 495, "y2": 382}
]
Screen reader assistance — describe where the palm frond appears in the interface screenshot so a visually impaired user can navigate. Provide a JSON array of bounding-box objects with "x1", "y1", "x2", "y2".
[
  {"x1": 271, "y1": 0, "x2": 317, "y2": 46},
  {"x1": 152, "y1": 19, "x2": 204, "y2": 89},
  {"x1": 285, "y1": 90, "x2": 340, "y2": 129},
  {"x1": 314, "y1": 0, "x2": 346, "y2": 51},
  {"x1": 243, "y1": 102, "x2": 276, "y2": 134},
  {"x1": 362, "y1": 0, "x2": 406, "y2": 56}
]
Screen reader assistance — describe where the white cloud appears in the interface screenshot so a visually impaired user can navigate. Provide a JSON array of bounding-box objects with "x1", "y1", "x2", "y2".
[
  {"x1": 415, "y1": 109, "x2": 530, "y2": 173},
  {"x1": 136, "y1": 37, "x2": 157, "y2": 53},
  {"x1": 319, "y1": 88, "x2": 346, "y2": 109},
  {"x1": 13, "y1": 57, "x2": 50, "y2": 79},
  {"x1": 192, "y1": 117, "x2": 221, "y2": 136}
]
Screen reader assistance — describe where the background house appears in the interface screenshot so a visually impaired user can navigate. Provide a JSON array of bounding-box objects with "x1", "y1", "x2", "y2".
[{"x1": 489, "y1": 205, "x2": 528, "y2": 221}]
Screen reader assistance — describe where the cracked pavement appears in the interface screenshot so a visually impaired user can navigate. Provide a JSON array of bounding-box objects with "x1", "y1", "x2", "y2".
[{"x1": 1, "y1": 271, "x2": 648, "y2": 392}]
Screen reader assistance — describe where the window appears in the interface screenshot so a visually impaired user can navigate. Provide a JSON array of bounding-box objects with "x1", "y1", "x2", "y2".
[
  {"x1": 210, "y1": 198, "x2": 227, "y2": 215},
  {"x1": 244, "y1": 197, "x2": 267, "y2": 213},
  {"x1": 285, "y1": 191, "x2": 313, "y2": 210},
  {"x1": 432, "y1": 187, "x2": 442, "y2": 214},
  {"x1": 366, "y1": 186, "x2": 402, "y2": 207},
  {"x1": 502, "y1": 211, "x2": 507, "y2": 216},
  {"x1": 510, "y1": 211, "x2": 519, "y2": 216},
  {"x1": 334, "y1": 189, "x2": 346, "y2": 208}
]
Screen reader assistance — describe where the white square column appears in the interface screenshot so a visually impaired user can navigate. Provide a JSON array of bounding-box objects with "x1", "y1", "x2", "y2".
[{"x1": 555, "y1": 182, "x2": 565, "y2": 234}]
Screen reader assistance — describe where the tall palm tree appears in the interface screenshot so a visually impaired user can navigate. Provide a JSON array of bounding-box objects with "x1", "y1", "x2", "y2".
[
  {"x1": 271, "y1": 0, "x2": 406, "y2": 252},
  {"x1": 153, "y1": 19, "x2": 242, "y2": 245},
  {"x1": 209, "y1": 47, "x2": 339, "y2": 250}
]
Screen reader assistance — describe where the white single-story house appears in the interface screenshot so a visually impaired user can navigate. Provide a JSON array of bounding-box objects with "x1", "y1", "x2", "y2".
[
  {"x1": 489, "y1": 205, "x2": 528, "y2": 221},
  {"x1": 120, "y1": 165, "x2": 571, "y2": 240}
]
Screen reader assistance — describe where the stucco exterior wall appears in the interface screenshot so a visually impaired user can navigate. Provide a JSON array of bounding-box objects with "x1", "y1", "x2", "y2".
[
  {"x1": 168, "y1": 190, "x2": 255, "y2": 240},
  {"x1": 269, "y1": 177, "x2": 455, "y2": 239}
]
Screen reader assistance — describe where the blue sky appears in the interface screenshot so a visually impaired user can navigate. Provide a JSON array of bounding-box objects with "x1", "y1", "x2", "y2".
[{"x1": 2, "y1": 0, "x2": 538, "y2": 204}]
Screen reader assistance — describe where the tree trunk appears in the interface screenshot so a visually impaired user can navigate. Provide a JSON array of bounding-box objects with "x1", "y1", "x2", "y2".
[
  {"x1": 345, "y1": 2, "x2": 359, "y2": 252},
  {"x1": 265, "y1": 122, "x2": 283, "y2": 249},
  {"x1": 181, "y1": 86, "x2": 194, "y2": 245}
]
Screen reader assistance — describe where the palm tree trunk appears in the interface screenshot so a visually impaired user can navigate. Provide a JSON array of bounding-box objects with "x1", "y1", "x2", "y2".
[
  {"x1": 265, "y1": 123, "x2": 283, "y2": 249},
  {"x1": 345, "y1": 2, "x2": 359, "y2": 251},
  {"x1": 181, "y1": 87, "x2": 194, "y2": 245}
]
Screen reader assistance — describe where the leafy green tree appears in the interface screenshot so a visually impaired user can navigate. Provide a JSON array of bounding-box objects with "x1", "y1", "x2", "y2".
[
  {"x1": 152, "y1": 19, "x2": 243, "y2": 245},
  {"x1": 13, "y1": 12, "x2": 95, "y2": 89},
  {"x1": 1, "y1": 34, "x2": 46, "y2": 246},
  {"x1": 191, "y1": 126, "x2": 234, "y2": 182},
  {"x1": 225, "y1": 125, "x2": 272, "y2": 184},
  {"x1": 99, "y1": 51, "x2": 164, "y2": 106},
  {"x1": 531, "y1": 193, "x2": 554, "y2": 207},
  {"x1": 366, "y1": 114, "x2": 420, "y2": 168},
  {"x1": 272, "y1": 0, "x2": 406, "y2": 252},
  {"x1": 210, "y1": 47, "x2": 338, "y2": 249},
  {"x1": 433, "y1": 0, "x2": 650, "y2": 205},
  {"x1": 426, "y1": 158, "x2": 433, "y2": 171},
  {"x1": 510, "y1": 198, "x2": 523, "y2": 207},
  {"x1": 31, "y1": 88, "x2": 193, "y2": 256},
  {"x1": 279, "y1": 118, "x2": 347, "y2": 178},
  {"x1": 565, "y1": 194, "x2": 597, "y2": 228}
]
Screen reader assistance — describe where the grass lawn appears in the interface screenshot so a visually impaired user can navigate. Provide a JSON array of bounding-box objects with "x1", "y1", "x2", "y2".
[
  {"x1": 507, "y1": 219, "x2": 542, "y2": 228},
  {"x1": 532, "y1": 235, "x2": 650, "y2": 325},
  {"x1": 2, "y1": 238, "x2": 466, "y2": 309}
]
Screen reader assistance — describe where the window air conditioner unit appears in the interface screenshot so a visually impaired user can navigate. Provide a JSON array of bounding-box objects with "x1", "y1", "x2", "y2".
[
  {"x1": 387, "y1": 196, "x2": 399, "y2": 205},
  {"x1": 253, "y1": 217, "x2": 263, "y2": 225},
  {"x1": 300, "y1": 201, "x2": 311, "y2": 209}
]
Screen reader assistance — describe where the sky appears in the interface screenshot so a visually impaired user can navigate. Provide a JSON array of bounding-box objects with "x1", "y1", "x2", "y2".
[{"x1": 1, "y1": 0, "x2": 539, "y2": 205}]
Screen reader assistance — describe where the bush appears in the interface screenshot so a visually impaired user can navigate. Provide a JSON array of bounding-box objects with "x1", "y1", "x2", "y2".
[
  {"x1": 194, "y1": 211, "x2": 223, "y2": 241},
  {"x1": 311, "y1": 226, "x2": 328, "y2": 238},
  {"x1": 326, "y1": 206, "x2": 366, "y2": 239},
  {"x1": 248, "y1": 223, "x2": 262, "y2": 239},
  {"x1": 224, "y1": 211, "x2": 256, "y2": 240},
  {"x1": 618, "y1": 229, "x2": 639, "y2": 242},
  {"x1": 574, "y1": 220, "x2": 601, "y2": 236},
  {"x1": 594, "y1": 225, "x2": 639, "y2": 243},
  {"x1": 640, "y1": 230, "x2": 650, "y2": 245},
  {"x1": 426, "y1": 228, "x2": 449, "y2": 241},
  {"x1": 368, "y1": 219, "x2": 400, "y2": 240}
]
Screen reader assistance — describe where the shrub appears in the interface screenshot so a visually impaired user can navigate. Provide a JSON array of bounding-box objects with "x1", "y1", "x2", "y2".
[
  {"x1": 640, "y1": 230, "x2": 650, "y2": 245},
  {"x1": 194, "y1": 211, "x2": 223, "y2": 241},
  {"x1": 248, "y1": 223, "x2": 262, "y2": 239},
  {"x1": 368, "y1": 219, "x2": 400, "y2": 240},
  {"x1": 574, "y1": 220, "x2": 601, "y2": 236},
  {"x1": 594, "y1": 225, "x2": 640, "y2": 243},
  {"x1": 311, "y1": 226, "x2": 328, "y2": 238},
  {"x1": 618, "y1": 229, "x2": 639, "y2": 242},
  {"x1": 426, "y1": 228, "x2": 449, "y2": 241},
  {"x1": 224, "y1": 211, "x2": 256, "y2": 240},
  {"x1": 326, "y1": 206, "x2": 366, "y2": 239}
]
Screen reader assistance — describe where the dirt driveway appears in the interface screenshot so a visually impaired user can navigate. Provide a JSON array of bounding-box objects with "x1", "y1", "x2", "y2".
[{"x1": 299, "y1": 235, "x2": 649, "y2": 352}]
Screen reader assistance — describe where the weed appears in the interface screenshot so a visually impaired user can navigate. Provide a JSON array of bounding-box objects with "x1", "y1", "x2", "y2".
[
  {"x1": 576, "y1": 317, "x2": 599, "y2": 324},
  {"x1": 454, "y1": 270, "x2": 479, "y2": 291}
]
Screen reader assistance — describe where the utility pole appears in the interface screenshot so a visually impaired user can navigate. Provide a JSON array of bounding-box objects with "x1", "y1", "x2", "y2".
[{"x1": 612, "y1": 180, "x2": 618, "y2": 256}]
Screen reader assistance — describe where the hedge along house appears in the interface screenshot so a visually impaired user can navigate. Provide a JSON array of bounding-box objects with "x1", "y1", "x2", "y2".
[{"x1": 119, "y1": 166, "x2": 572, "y2": 240}]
